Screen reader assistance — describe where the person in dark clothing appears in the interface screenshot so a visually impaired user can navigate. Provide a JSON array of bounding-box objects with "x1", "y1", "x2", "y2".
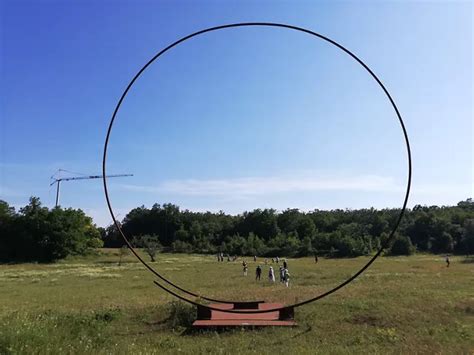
[
  {"x1": 256, "y1": 265, "x2": 262, "y2": 281},
  {"x1": 283, "y1": 260, "x2": 287, "y2": 269},
  {"x1": 446, "y1": 255, "x2": 450, "y2": 267},
  {"x1": 314, "y1": 253, "x2": 318, "y2": 263}
]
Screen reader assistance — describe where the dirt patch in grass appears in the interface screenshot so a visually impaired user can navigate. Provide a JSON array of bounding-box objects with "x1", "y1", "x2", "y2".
[
  {"x1": 348, "y1": 314, "x2": 394, "y2": 328},
  {"x1": 454, "y1": 300, "x2": 474, "y2": 315}
]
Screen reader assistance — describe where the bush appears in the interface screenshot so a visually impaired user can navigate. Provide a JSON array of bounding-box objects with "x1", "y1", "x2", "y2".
[
  {"x1": 166, "y1": 301, "x2": 196, "y2": 329},
  {"x1": 172, "y1": 240, "x2": 193, "y2": 253},
  {"x1": 87, "y1": 237, "x2": 104, "y2": 249},
  {"x1": 389, "y1": 236, "x2": 415, "y2": 256}
]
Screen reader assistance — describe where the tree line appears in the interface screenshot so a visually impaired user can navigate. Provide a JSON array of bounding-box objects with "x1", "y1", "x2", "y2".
[
  {"x1": 103, "y1": 198, "x2": 474, "y2": 258},
  {"x1": 1, "y1": 197, "x2": 473, "y2": 262}
]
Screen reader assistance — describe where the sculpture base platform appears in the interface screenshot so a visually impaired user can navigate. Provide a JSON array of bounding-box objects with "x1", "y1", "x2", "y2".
[{"x1": 192, "y1": 302, "x2": 296, "y2": 328}]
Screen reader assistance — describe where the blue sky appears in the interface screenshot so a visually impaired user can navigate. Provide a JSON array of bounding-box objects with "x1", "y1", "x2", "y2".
[{"x1": 1, "y1": 1, "x2": 472, "y2": 226}]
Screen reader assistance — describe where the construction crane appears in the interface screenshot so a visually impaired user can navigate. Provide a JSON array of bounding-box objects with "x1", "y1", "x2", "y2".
[{"x1": 50, "y1": 170, "x2": 133, "y2": 207}]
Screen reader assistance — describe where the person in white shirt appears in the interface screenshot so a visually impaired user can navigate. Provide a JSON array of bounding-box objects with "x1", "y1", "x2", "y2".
[
  {"x1": 268, "y1": 266, "x2": 275, "y2": 282},
  {"x1": 283, "y1": 268, "x2": 290, "y2": 287}
]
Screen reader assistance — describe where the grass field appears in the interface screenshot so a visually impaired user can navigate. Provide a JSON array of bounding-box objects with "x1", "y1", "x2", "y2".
[{"x1": 0, "y1": 250, "x2": 472, "y2": 354}]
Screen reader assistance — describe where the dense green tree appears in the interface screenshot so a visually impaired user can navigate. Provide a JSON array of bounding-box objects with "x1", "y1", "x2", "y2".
[
  {"x1": 389, "y1": 235, "x2": 416, "y2": 256},
  {"x1": 0, "y1": 200, "x2": 16, "y2": 260},
  {"x1": 406, "y1": 212, "x2": 437, "y2": 251},
  {"x1": 431, "y1": 232, "x2": 454, "y2": 253},
  {"x1": 296, "y1": 216, "x2": 317, "y2": 240},
  {"x1": 461, "y1": 219, "x2": 474, "y2": 255},
  {"x1": 102, "y1": 223, "x2": 123, "y2": 248},
  {"x1": 245, "y1": 232, "x2": 267, "y2": 256},
  {"x1": 237, "y1": 209, "x2": 280, "y2": 241},
  {"x1": 189, "y1": 221, "x2": 202, "y2": 243},
  {"x1": 277, "y1": 209, "x2": 301, "y2": 234},
  {"x1": 0, "y1": 197, "x2": 102, "y2": 262},
  {"x1": 174, "y1": 228, "x2": 190, "y2": 243},
  {"x1": 298, "y1": 235, "x2": 313, "y2": 256},
  {"x1": 457, "y1": 198, "x2": 474, "y2": 210}
]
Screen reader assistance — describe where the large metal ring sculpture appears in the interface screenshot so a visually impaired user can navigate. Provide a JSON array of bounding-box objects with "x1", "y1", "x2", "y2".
[{"x1": 103, "y1": 23, "x2": 412, "y2": 314}]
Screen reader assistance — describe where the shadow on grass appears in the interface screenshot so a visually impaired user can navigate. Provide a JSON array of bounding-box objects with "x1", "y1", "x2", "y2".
[
  {"x1": 0, "y1": 260, "x2": 55, "y2": 265},
  {"x1": 180, "y1": 324, "x2": 274, "y2": 336},
  {"x1": 95, "y1": 260, "x2": 141, "y2": 264},
  {"x1": 291, "y1": 323, "x2": 312, "y2": 338}
]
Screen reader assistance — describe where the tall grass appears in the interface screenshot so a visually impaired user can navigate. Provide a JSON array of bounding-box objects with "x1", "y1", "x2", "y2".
[{"x1": 0, "y1": 251, "x2": 472, "y2": 354}]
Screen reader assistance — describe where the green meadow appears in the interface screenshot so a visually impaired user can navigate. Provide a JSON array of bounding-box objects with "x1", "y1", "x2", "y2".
[{"x1": 0, "y1": 250, "x2": 472, "y2": 354}]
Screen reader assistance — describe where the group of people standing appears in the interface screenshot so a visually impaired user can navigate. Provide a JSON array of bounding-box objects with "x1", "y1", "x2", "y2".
[
  {"x1": 217, "y1": 252, "x2": 239, "y2": 262},
  {"x1": 242, "y1": 258, "x2": 290, "y2": 287}
]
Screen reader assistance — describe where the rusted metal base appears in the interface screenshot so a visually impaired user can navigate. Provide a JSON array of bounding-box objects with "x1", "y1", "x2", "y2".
[{"x1": 193, "y1": 302, "x2": 296, "y2": 328}]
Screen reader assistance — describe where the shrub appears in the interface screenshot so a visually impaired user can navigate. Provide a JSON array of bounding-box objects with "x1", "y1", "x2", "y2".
[
  {"x1": 389, "y1": 236, "x2": 415, "y2": 256},
  {"x1": 166, "y1": 301, "x2": 196, "y2": 329},
  {"x1": 172, "y1": 240, "x2": 193, "y2": 253}
]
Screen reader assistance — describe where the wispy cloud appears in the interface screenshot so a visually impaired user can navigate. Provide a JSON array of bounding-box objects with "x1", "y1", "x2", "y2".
[{"x1": 120, "y1": 174, "x2": 403, "y2": 197}]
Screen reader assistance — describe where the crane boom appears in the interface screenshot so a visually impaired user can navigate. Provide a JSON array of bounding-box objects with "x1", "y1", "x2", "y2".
[
  {"x1": 50, "y1": 172, "x2": 133, "y2": 207},
  {"x1": 50, "y1": 174, "x2": 133, "y2": 185}
]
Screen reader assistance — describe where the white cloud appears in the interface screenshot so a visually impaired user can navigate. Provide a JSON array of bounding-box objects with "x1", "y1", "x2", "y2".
[
  {"x1": 120, "y1": 174, "x2": 403, "y2": 197},
  {"x1": 90, "y1": 176, "x2": 473, "y2": 225}
]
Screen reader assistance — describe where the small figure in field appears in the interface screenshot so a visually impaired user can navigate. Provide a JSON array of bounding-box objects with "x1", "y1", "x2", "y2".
[
  {"x1": 276, "y1": 256, "x2": 280, "y2": 263},
  {"x1": 283, "y1": 268, "x2": 290, "y2": 287},
  {"x1": 269, "y1": 266, "x2": 275, "y2": 282},
  {"x1": 243, "y1": 260, "x2": 248, "y2": 276},
  {"x1": 445, "y1": 255, "x2": 450, "y2": 267},
  {"x1": 227, "y1": 254, "x2": 231, "y2": 262},
  {"x1": 256, "y1": 265, "x2": 262, "y2": 281},
  {"x1": 279, "y1": 266, "x2": 284, "y2": 283},
  {"x1": 314, "y1": 253, "x2": 318, "y2": 263},
  {"x1": 220, "y1": 252, "x2": 224, "y2": 262},
  {"x1": 265, "y1": 258, "x2": 268, "y2": 265},
  {"x1": 283, "y1": 260, "x2": 288, "y2": 269},
  {"x1": 271, "y1": 258, "x2": 274, "y2": 263},
  {"x1": 254, "y1": 255, "x2": 257, "y2": 262}
]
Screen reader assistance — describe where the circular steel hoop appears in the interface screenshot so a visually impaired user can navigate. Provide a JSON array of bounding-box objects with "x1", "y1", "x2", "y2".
[{"x1": 103, "y1": 22, "x2": 412, "y2": 314}]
